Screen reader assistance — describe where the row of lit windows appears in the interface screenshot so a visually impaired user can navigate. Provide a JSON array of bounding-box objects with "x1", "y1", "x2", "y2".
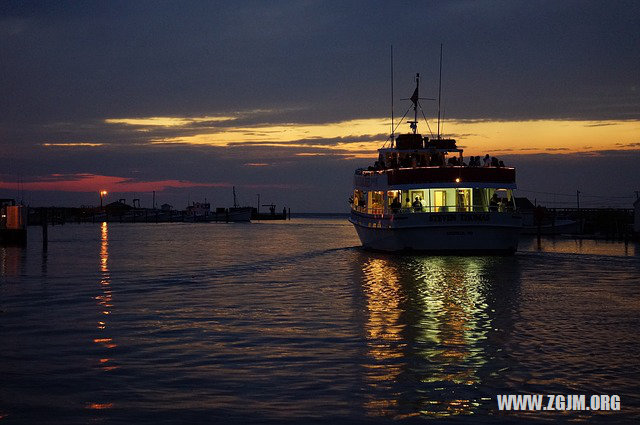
[{"x1": 353, "y1": 188, "x2": 515, "y2": 214}]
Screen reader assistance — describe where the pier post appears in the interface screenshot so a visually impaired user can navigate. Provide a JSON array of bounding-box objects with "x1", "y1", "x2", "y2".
[{"x1": 42, "y1": 209, "x2": 48, "y2": 250}]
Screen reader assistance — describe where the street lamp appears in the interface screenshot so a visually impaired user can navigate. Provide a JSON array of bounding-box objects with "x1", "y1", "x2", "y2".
[{"x1": 100, "y1": 190, "x2": 108, "y2": 209}]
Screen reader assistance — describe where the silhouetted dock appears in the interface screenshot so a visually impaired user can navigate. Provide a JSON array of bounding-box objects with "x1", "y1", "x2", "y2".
[
  {"x1": 526, "y1": 207, "x2": 635, "y2": 240},
  {"x1": 28, "y1": 207, "x2": 249, "y2": 225}
]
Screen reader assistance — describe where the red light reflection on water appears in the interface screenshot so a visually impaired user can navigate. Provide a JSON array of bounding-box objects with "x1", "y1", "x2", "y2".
[{"x1": 85, "y1": 403, "x2": 114, "y2": 410}]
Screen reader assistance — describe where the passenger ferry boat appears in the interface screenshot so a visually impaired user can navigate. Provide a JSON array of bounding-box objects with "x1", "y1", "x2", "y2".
[{"x1": 349, "y1": 73, "x2": 522, "y2": 253}]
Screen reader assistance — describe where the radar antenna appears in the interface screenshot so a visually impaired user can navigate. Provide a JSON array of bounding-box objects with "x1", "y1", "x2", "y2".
[{"x1": 401, "y1": 73, "x2": 435, "y2": 134}]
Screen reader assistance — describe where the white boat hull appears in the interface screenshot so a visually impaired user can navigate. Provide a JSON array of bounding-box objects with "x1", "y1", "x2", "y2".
[{"x1": 350, "y1": 211, "x2": 522, "y2": 253}]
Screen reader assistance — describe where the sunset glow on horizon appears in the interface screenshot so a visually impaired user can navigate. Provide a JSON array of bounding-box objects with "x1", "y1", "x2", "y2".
[
  {"x1": 97, "y1": 116, "x2": 640, "y2": 157},
  {"x1": 0, "y1": 174, "x2": 232, "y2": 193}
]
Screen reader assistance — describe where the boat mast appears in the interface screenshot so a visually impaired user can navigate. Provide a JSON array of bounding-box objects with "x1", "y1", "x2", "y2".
[
  {"x1": 408, "y1": 73, "x2": 419, "y2": 134},
  {"x1": 390, "y1": 45, "x2": 395, "y2": 147},
  {"x1": 233, "y1": 186, "x2": 238, "y2": 208},
  {"x1": 437, "y1": 43, "x2": 443, "y2": 139}
]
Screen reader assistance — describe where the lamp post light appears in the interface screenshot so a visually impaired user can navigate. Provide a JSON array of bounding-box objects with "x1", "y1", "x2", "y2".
[{"x1": 100, "y1": 190, "x2": 108, "y2": 209}]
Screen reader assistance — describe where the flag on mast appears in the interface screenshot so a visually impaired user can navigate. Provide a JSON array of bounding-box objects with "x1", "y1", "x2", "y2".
[{"x1": 410, "y1": 87, "x2": 419, "y2": 104}]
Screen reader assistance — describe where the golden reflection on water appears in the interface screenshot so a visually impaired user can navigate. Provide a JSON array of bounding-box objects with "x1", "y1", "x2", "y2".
[
  {"x1": 87, "y1": 222, "x2": 118, "y2": 408},
  {"x1": 361, "y1": 255, "x2": 491, "y2": 419},
  {"x1": 95, "y1": 222, "x2": 118, "y2": 362}
]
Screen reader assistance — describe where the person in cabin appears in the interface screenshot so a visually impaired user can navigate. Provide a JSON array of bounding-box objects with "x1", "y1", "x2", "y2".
[
  {"x1": 412, "y1": 197, "x2": 423, "y2": 212},
  {"x1": 489, "y1": 193, "x2": 499, "y2": 211},
  {"x1": 390, "y1": 196, "x2": 401, "y2": 213}
]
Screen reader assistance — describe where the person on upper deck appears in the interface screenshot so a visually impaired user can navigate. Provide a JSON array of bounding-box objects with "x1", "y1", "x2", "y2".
[
  {"x1": 483, "y1": 154, "x2": 491, "y2": 167},
  {"x1": 491, "y1": 156, "x2": 499, "y2": 167},
  {"x1": 429, "y1": 153, "x2": 438, "y2": 166}
]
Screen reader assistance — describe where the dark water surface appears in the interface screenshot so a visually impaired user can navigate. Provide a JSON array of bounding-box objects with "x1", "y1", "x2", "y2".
[{"x1": 1, "y1": 218, "x2": 639, "y2": 424}]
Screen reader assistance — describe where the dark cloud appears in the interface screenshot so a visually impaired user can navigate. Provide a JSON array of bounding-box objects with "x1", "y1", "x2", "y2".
[{"x1": 2, "y1": 1, "x2": 638, "y2": 125}]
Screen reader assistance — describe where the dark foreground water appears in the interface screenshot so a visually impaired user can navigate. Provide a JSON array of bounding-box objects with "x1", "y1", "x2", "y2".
[{"x1": 1, "y1": 218, "x2": 639, "y2": 424}]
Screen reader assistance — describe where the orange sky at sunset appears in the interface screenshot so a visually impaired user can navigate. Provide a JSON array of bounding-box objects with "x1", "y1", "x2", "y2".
[
  {"x1": 108, "y1": 116, "x2": 640, "y2": 156},
  {"x1": 3, "y1": 117, "x2": 637, "y2": 195}
]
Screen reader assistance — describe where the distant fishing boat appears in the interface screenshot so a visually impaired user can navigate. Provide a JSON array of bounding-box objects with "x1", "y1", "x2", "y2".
[
  {"x1": 349, "y1": 55, "x2": 522, "y2": 253},
  {"x1": 185, "y1": 202, "x2": 251, "y2": 223},
  {"x1": 185, "y1": 187, "x2": 252, "y2": 222},
  {"x1": 227, "y1": 186, "x2": 252, "y2": 222},
  {"x1": 252, "y1": 203, "x2": 288, "y2": 220}
]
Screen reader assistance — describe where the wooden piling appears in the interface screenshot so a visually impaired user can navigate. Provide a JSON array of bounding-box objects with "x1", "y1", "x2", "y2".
[{"x1": 42, "y1": 209, "x2": 48, "y2": 250}]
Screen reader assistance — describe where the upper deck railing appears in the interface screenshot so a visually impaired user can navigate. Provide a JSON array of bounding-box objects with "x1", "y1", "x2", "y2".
[{"x1": 356, "y1": 165, "x2": 516, "y2": 185}]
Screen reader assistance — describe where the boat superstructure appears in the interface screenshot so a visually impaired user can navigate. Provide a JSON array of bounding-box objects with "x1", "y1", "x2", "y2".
[{"x1": 349, "y1": 72, "x2": 522, "y2": 253}]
